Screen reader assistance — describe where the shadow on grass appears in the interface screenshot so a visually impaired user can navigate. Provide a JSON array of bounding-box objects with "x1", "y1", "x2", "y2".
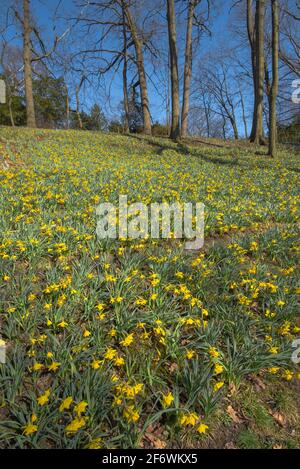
[
  {"x1": 126, "y1": 133, "x2": 242, "y2": 167},
  {"x1": 125, "y1": 133, "x2": 297, "y2": 172}
]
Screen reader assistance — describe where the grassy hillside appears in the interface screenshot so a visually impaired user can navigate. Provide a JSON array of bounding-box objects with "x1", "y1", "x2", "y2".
[{"x1": 0, "y1": 127, "x2": 299, "y2": 448}]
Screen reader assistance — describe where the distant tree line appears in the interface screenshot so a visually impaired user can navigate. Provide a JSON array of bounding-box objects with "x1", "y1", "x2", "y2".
[{"x1": 0, "y1": 73, "x2": 108, "y2": 130}]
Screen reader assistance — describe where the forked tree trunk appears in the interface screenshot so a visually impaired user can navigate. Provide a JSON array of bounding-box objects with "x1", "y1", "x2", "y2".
[
  {"x1": 181, "y1": 0, "x2": 195, "y2": 138},
  {"x1": 122, "y1": 2, "x2": 152, "y2": 135},
  {"x1": 167, "y1": 0, "x2": 180, "y2": 140},
  {"x1": 23, "y1": 0, "x2": 36, "y2": 128},
  {"x1": 251, "y1": 0, "x2": 266, "y2": 144},
  {"x1": 268, "y1": 0, "x2": 279, "y2": 157}
]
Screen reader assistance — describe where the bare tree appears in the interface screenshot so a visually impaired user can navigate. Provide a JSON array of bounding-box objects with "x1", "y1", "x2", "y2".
[
  {"x1": 121, "y1": 1, "x2": 152, "y2": 135},
  {"x1": 251, "y1": 0, "x2": 266, "y2": 144},
  {"x1": 181, "y1": 0, "x2": 195, "y2": 138},
  {"x1": 167, "y1": 0, "x2": 180, "y2": 140},
  {"x1": 75, "y1": 75, "x2": 86, "y2": 129},
  {"x1": 23, "y1": 0, "x2": 36, "y2": 128},
  {"x1": 207, "y1": 66, "x2": 240, "y2": 139},
  {"x1": 247, "y1": 0, "x2": 257, "y2": 140},
  {"x1": 278, "y1": 1, "x2": 300, "y2": 77},
  {"x1": 181, "y1": 0, "x2": 210, "y2": 138},
  {"x1": 0, "y1": 43, "x2": 24, "y2": 127},
  {"x1": 268, "y1": 0, "x2": 279, "y2": 157},
  {"x1": 65, "y1": 81, "x2": 70, "y2": 130},
  {"x1": 122, "y1": 6, "x2": 129, "y2": 133},
  {"x1": 67, "y1": 0, "x2": 155, "y2": 134},
  {"x1": 239, "y1": 87, "x2": 248, "y2": 139},
  {"x1": 192, "y1": 56, "x2": 241, "y2": 140},
  {"x1": 11, "y1": 0, "x2": 71, "y2": 129}
]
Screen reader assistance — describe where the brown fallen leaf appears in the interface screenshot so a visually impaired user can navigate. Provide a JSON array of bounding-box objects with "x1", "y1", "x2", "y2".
[
  {"x1": 154, "y1": 424, "x2": 164, "y2": 436},
  {"x1": 226, "y1": 405, "x2": 244, "y2": 424},
  {"x1": 145, "y1": 424, "x2": 155, "y2": 433},
  {"x1": 153, "y1": 439, "x2": 167, "y2": 449},
  {"x1": 145, "y1": 432, "x2": 167, "y2": 449},
  {"x1": 169, "y1": 363, "x2": 179, "y2": 373},
  {"x1": 180, "y1": 339, "x2": 190, "y2": 346},
  {"x1": 37, "y1": 373, "x2": 54, "y2": 391},
  {"x1": 225, "y1": 441, "x2": 237, "y2": 449},
  {"x1": 269, "y1": 410, "x2": 286, "y2": 427},
  {"x1": 228, "y1": 383, "x2": 237, "y2": 397},
  {"x1": 253, "y1": 376, "x2": 266, "y2": 391}
]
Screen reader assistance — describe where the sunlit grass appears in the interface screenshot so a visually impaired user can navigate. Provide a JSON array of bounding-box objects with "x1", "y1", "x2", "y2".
[{"x1": 0, "y1": 127, "x2": 299, "y2": 448}]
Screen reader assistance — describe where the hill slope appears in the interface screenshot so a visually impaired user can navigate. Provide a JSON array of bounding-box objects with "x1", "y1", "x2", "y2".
[{"x1": 0, "y1": 127, "x2": 299, "y2": 448}]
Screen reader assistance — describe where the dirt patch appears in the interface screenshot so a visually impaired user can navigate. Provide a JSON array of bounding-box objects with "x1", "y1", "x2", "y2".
[{"x1": 0, "y1": 138, "x2": 24, "y2": 169}]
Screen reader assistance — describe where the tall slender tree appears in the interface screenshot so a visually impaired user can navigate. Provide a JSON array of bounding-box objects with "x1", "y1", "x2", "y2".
[
  {"x1": 121, "y1": 1, "x2": 152, "y2": 135},
  {"x1": 247, "y1": 0, "x2": 257, "y2": 140},
  {"x1": 23, "y1": 0, "x2": 36, "y2": 128},
  {"x1": 167, "y1": 0, "x2": 180, "y2": 140},
  {"x1": 181, "y1": 0, "x2": 195, "y2": 138},
  {"x1": 75, "y1": 76, "x2": 85, "y2": 130},
  {"x1": 250, "y1": 0, "x2": 266, "y2": 144},
  {"x1": 122, "y1": 6, "x2": 129, "y2": 133},
  {"x1": 268, "y1": 0, "x2": 279, "y2": 157}
]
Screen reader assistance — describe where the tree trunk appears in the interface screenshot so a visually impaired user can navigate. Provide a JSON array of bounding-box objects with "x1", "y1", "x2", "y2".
[
  {"x1": 251, "y1": 0, "x2": 266, "y2": 144},
  {"x1": 166, "y1": 50, "x2": 171, "y2": 133},
  {"x1": 181, "y1": 0, "x2": 195, "y2": 138},
  {"x1": 222, "y1": 115, "x2": 226, "y2": 140},
  {"x1": 122, "y1": 8, "x2": 129, "y2": 133},
  {"x1": 240, "y1": 90, "x2": 248, "y2": 139},
  {"x1": 264, "y1": 63, "x2": 271, "y2": 131},
  {"x1": 166, "y1": 85, "x2": 171, "y2": 133},
  {"x1": 268, "y1": 0, "x2": 279, "y2": 157},
  {"x1": 167, "y1": 0, "x2": 180, "y2": 140},
  {"x1": 231, "y1": 117, "x2": 239, "y2": 140},
  {"x1": 76, "y1": 85, "x2": 83, "y2": 129},
  {"x1": 8, "y1": 94, "x2": 15, "y2": 127},
  {"x1": 23, "y1": 0, "x2": 36, "y2": 128},
  {"x1": 247, "y1": 0, "x2": 257, "y2": 141},
  {"x1": 123, "y1": 2, "x2": 152, "y2": 135},
  {"x1": 203, "y1": 96, "x2": 210, "y2": 138},
  {"x1": 65, "y1": 83, "x2": 70, "y2": 129}
]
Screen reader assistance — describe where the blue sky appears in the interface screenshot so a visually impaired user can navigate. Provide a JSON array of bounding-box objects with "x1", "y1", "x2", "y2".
[
  {"x1": 3, "y1": 0, "x2": 251, "y2": 133},
  {"x1": 32, "y1": 0, "x2": 233, "y2": 119}
]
